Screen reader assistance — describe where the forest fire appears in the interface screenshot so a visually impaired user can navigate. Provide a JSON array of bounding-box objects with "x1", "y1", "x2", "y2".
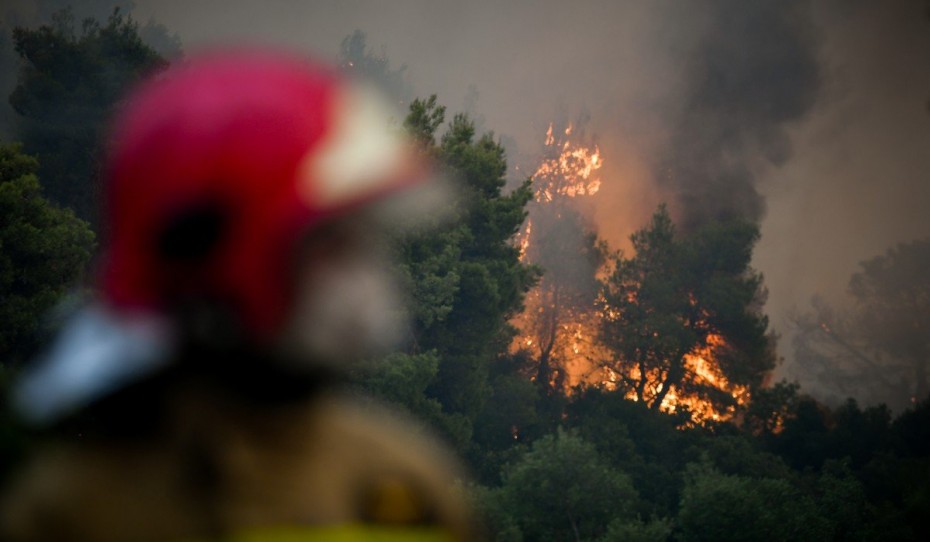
[
  {"x1": 513, "y1": 123, "x2": 749, "y2": 425},
  {"x1": 533, "y1": 123, "x2": 602, "y2": 202},
  {"x1": 512, "y1": 121, "x2": 607, "y2": 391},
  {"x1": 595, "y1": 333, "x2": 750, "y2": 425},
  {"x1": 654, "y1": 334, "x2": 750, "y2": 424}
]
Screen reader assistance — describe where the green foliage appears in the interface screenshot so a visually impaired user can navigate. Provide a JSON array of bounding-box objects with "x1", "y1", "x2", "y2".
[
  {"x1": 677, "y1": 458, "x2": 830, "y2": 541},
  {"x1": 490, "y1": 429, "x2": 639, "y2": 542},
  {"x1": 473, "y1": 373, "x2": 542, "y2": 452},
  {"x1": 393, "y1": 221, "x2": 462, "y2": 335},
  {"x1": 355, "y1": 351, "x2": 442, "y2": 416},
  {"x1": 827, "y1": 399, "x2": 892, "y2": 468},
  {"x1": 466, "y1": 482, "x2": 524, "y2": 542},
  {"x1": 394, "y1": 97, "x2": 536, "y2": 423},
  {"x1": 566, "y1": 387, "x2": 698, "y2": 515},
  {"x1": 357, "y1": 96, "x2": 535, "y2": 464},
  {"x1": 598, "y1": 204, "x2": 774, "y2": 413},
  {"x1": 0, "y1": 142, "x2": 95, "y2": 365},
  {"x1": 702, "y1": 434, "x2": 794, "y2": 480},
  {"x1": 353, "y1": 351, "x2": 472, "y2": 450},
  {"x1": 466, "y1": 351, "x2": 548, "y2": 483},
  {"x1": 404, "y1": 96, "x2": 446, "y2": 150},
  {"x1": 768, "y1": 396, "x2": 895, "y2": 472},
  {"x1": 9, "y1": 19, "x2": 929, "y2": 542},
  {"x1": 10, "y1": 8, "x2": 166, "y2": 225},
  {"x1": 597, "y1": 516, "x2": 672, "y2": 542},
  {"x1": 892, "y1": 396, "x2": 930, "y2": 457},
  {"x1": 742, "y1": 379, "x2": 800, "y2": 436},
  {"x1": 815, "y1": 459, "x2": 872, "y2": 542},
  {"x1": 768, "y1": 396, "x2": 831, "y2": 470}
]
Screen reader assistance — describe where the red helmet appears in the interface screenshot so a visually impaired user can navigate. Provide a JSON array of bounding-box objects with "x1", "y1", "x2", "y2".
[{"x1": 102, "y1": 49, "x2": 424, "y2": 338}]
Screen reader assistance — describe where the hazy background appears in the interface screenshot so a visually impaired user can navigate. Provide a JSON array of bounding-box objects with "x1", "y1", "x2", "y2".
[{"x1": 5, "y1": 0, "x2": 930, "y2": 400}]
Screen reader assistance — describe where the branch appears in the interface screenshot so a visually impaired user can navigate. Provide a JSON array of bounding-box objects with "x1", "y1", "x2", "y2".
[{"x1": 815, "y1": 323, "x2": 897, "y2": 389}]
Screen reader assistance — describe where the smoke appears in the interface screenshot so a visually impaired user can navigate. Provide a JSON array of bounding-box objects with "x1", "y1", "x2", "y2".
[
  {"x1": 756, "y1": 0, "x2": 930, "y2": 395},
  {"x1": 8, "y1": 0, "x2": 928, "y2": 406},
  {"x1": 655, "y1": 0, "x2": 820, "y2": 232}
]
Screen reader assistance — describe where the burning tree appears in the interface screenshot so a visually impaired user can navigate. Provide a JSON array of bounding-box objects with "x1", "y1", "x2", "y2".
[
  {"x1": 510, "y1": 122, "x2": 777, "y2": 425},
  {"x1": 597, "y1": 206, "x2": 774, "y2": 422},
  {"x1": 513, "y1": 122, "x2": 606, "y2": 393},
  {"x1": 521, "y1": 206, "x2": 603, "y2": 392}
]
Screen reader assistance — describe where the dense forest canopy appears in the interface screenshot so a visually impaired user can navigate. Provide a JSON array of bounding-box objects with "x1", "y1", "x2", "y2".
[
  {"x1": 0, "y1": 8, "x2": 928, "y2": 541},
  {"x1": 9, "y1": 8, "x2": 166, "y2": 226}
]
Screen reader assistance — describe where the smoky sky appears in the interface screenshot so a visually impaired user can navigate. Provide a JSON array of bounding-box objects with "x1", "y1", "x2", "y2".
[
  {"x1": 5, "y1": 0, "x2": 930, "y2": 404},
  {"x1": 657, "y1": 0, "x2": 820, "y2": 232}
]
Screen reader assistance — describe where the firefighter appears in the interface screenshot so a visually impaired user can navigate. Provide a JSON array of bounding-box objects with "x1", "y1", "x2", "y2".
[{"x1": 1, "y1": 49, "x2": 471, "y2": 541}]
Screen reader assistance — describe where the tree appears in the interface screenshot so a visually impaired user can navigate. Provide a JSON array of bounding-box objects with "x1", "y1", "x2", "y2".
[
  {"x1": 403, "y1": 94, "x2": 446, "y2": 150},
  {"x1": 597, "y1": 205, "x2": 774, "y2": 418},
  {"x1": 473, "y1": 369, "x2": 543, "y2": 452},
  {"x1": 339, "y1": 30, "x2": 413, "y2": 108},
  {"x1": 792, "y1": 239, "x2": 930, "y2": 411},
  {"x1": 741, "y1": 380, "x2": 801, "y2": 436},
  {"x1": 415, "y1": 106, "x2": 536, "y2": 422},
  {"x1": 565, "y1": 387, "x2": 697, "y2": 515},
  {"x1": 677, "y1": 459, "x2": 829, "y2": 541},
  {"x1": 488, "y1": 429, "x2": 639, "y2": 542},
  {"x1": 519, "y1": 203, "x2": 603, "y2": 394},
  {"x1": 511, "y1": 117, "x2": 606, "y2": 397},
  {"x1": 468, "y1": 350, "x2": 549, "y2": 484},
  {"x1": 357, "y1": 97, "x2": 536, "y2": 458},
  {"x1": 0, "y1": 142, "x2": 95, "y2": 365},
  {"x1": 352, "y1": 351, "x2": 472, "y2": 450},
  {"x1": 814, "y1": 459, "x2": 873, "y2": 542},
  {"x1": 597, "y1": 517, "x2": 672, "y2": 542},
  {"x1": 10, "y1": 8, "x2": 166, "y2": 225}
]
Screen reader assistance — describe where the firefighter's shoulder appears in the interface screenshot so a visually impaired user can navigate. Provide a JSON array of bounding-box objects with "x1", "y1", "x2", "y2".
[{"x1": 0, "y1": 390, "x2": 472, "y2": 542}]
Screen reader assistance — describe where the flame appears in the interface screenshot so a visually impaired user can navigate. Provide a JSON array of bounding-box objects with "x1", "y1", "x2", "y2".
[
  {"x1": 519, "y1": 219, "x2": 533, "y2": 259},
  {"x1": 512, "y1": 123, "x2": 747, "y2": 426},
  {"x1": 598, "y1": 333, "x2": 750, "y2": 425},
  {"x1": 532, "y1": 122, "x2": 602, "y2": 203},
  {"x1": 663, "y1": 334, "x2": 750, "y2": 424},
  {"x1": 511, "y1": 122, "x2": 608, "y2": 389},
  {"x1": 514, "y1": 123, "x2": 603, "y2": 261}
]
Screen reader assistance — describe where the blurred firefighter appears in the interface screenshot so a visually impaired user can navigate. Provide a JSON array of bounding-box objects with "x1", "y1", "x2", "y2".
[{"x1": 0, "y1": 50, "x2": 472, "y2": 541}]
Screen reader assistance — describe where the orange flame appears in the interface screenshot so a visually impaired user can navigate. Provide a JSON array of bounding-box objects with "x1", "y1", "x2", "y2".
[
  {"x1": 532, "y1": 122, "x2": 602, "y2": 203},
  {"x1": 511, "y1": 122, "x2": 608, "y2": 389},
  {"x1": 596, "y1": 333, "x2": 749, "y2": 424},
  {"x1": 513, "y1": 123, "x2": 747, "y2": 425},
  {"x1": 519, "y1": 218, "x2": 533, "y2": 260},
  {"x1": 664, "y1": 334, "x2": 750, "y2": 424},
  {"x1": 515, "y1": 123, "x2": 603, "y2": 261}
]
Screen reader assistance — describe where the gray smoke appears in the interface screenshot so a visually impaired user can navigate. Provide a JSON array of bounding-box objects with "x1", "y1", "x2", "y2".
[
  {"x1": 656, "y1": 0, "x2": 821, "y2": 232},
  {"x1": 9, "y1": 0, "x2": 930, "y2": 406}
]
